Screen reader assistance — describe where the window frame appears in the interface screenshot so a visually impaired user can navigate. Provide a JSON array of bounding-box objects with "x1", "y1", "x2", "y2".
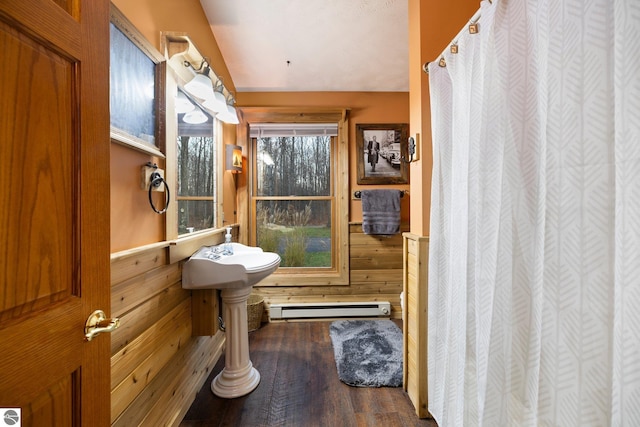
[
  {"x1": 252, "y1": 135, "x2": 336, "y2": 270},
  {"x1": 243, "y1": 108, "x2": 350, "y2": 286},
  {"x1": 110, "y1": 4, "x2": 166, "y2": 158}
]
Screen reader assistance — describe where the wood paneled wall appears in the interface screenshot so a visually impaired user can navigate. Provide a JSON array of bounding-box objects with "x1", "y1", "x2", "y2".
[
  {"x1": 109, "y1": 223, "x2": 407, "y2": 426},
  {"x1": 110, "y1": 243, "x2": 225, "y2": 427},
  {"x1": 255, "y1": 223, "x2": 407, "y2": 319},
  {"x1": 403, "y1": 233, "x2": 429, "y2": 418}
]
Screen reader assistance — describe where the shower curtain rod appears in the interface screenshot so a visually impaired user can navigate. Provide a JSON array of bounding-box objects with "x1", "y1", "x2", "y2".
[{"x1": 422, "y1": 7, "x2": 482, "y2": 74}]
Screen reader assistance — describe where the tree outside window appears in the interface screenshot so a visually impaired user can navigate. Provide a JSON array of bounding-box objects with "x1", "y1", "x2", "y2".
[
  {"x1": 177, "y1": 135, "x2": 216, "y2": 234},
  {"x1": 254, "y1": 135, "x2": 333, "y2": 268}
]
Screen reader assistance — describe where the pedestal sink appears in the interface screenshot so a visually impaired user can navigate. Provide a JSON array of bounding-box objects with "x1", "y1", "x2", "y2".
[{"x1": 182, "y1": 243, "x2": 281, "y2": 398}]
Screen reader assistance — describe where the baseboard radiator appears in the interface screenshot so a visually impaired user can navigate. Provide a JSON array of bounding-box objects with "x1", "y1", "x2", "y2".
[{"x1": 269, "y1": 301, "x2": 391, "y2": 320}]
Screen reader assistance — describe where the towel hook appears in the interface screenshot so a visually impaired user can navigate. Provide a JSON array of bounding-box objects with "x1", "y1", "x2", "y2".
[{"x1": 400, "y1": 136, "x2": 417, "y2": 164}]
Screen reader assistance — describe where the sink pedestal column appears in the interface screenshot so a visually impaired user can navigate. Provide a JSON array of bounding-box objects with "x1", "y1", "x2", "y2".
[{"x1": 212, "y1": 285, "x2": 260, "y2": 398}]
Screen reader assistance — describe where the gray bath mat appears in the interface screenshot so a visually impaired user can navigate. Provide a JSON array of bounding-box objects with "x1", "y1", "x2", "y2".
[{"x1": 329, "y1": 319, "x2": 403, "y2": 387}]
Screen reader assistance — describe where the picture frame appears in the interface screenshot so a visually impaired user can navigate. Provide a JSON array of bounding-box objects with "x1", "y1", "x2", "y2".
[
  {"x1": 109, "y1": 3, "x2": 166, "y2": 158},
  {"x1": 356, "y1": 123, "x2": 409, "y2": 185}
]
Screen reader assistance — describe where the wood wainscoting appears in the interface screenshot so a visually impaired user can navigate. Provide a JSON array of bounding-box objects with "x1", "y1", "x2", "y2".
[
  {"x1": 403, "y1": 233, "x2": 430, "y2": 418},
  {"x1": 108, "y1": 223, "x2": 408, "y2": 425},
  {"x1": 255, "y1": 223, "x2": 407, "y2": 319},
  {"x1": 110, "y1": 243, "x2": 225, "y2": 427}
]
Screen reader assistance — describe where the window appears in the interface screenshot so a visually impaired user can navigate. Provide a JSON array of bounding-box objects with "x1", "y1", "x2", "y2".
[
  {"x1": 254, "y1": 134, "x2": 333, "y2": 268},
  {"x1": 246, "y1": 113, "x2": 349, "y2": 286}
]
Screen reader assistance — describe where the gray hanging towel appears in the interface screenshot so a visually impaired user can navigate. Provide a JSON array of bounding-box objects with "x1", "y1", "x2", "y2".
[{"x1": 361, "y1": 189, "x2": 401, "y2": 235}]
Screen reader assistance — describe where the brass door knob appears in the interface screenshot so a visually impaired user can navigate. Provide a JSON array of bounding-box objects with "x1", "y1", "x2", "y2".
[{"x1": 84, "y1": 310, "x2": 120, "y2": 341}]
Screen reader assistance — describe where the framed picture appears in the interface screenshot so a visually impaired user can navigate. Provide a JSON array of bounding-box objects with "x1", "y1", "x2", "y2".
[
  {"x1": 110, "y1": 3, "x2": 166, "y2": 157},
  {"x1": 356, "y1": 123, "x2": 409, "y2": 184}
]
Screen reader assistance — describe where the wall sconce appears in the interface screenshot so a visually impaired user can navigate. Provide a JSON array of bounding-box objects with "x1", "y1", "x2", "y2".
[{"x1": 226, "y1": 144, "x2": 243, "y2": 173}]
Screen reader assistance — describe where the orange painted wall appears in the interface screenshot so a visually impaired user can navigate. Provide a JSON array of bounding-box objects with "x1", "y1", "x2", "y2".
[
  {"x1": 236, "y1": 91, "x2": 411, "y2": 223},
  {"x1": 110, "y1": 0, "x2": 236, "y2": 252},
  {"x1": 111, "y1": 0, "x2": 234, "y2": 92},
  {"x1": 109, "y1": 0, "x2": 476, "y2": 250},
  {"x1": 408, "y1": 0, "x2": 480, "y2": 236},
  {"x1": 110, "y1": 145, "x2": 165, "y2": 252}
]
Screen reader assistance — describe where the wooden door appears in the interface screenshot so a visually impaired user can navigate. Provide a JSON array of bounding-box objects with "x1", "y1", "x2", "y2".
[{"x1": 0, "y1": 0, "x2": 111, "y2": 425}]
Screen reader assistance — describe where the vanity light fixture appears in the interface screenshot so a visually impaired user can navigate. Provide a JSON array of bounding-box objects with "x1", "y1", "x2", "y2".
[
  {"x1": 183, "y1": 59, "x2": 215, "y2": 101},
  {"x1": 183, "y1": 57, "x2": 238, "y2": 124}
]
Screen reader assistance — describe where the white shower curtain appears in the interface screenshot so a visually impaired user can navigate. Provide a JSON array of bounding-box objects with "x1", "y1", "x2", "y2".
[{"x1": 427, "y1": 0, "x2": 640, "y2": 426}]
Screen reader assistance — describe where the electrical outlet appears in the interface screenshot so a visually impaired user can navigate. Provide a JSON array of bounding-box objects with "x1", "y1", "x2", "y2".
[{"x1": 141, "y1": 164, "x2": 165, "y2": 192}]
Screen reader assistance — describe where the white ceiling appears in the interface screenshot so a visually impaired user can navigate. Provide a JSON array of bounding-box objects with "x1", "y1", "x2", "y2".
[{"x1": 199, "y1": 0, "x2": 409, "y2": 93}]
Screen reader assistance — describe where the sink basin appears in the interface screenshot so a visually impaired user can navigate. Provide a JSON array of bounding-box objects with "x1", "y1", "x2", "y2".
[
  {"x1": 182, "y1": 242, "x2": 281, "y2": 399},
  {"x1": 182, "y1": 243, "x2": 281, "y2": 289}
]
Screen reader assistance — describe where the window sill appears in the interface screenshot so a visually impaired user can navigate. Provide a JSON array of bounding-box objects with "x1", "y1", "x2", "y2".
[{"x1": 255, "y1": 269, "x2": 349, "y2": 287}]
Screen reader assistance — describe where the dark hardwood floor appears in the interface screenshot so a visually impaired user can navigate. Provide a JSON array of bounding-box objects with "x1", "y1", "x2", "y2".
[{"x1": 180, "y1": 320, "x2": 437, "y2": 427}]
